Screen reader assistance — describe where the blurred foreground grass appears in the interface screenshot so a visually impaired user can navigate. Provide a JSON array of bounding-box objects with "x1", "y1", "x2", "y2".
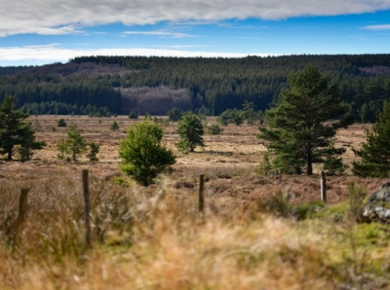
[{"x1": 0, "y1": 171, "x2": 389, "y2": 290}]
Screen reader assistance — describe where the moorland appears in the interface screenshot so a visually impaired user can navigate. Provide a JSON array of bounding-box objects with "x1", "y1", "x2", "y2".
[{"x1": 1, "y1": 115, "x2": 390, "y2": 290}]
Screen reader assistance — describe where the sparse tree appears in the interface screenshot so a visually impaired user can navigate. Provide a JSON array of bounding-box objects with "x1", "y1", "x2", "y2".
[
  {"x1": 207, "y1": 123, "x2": 224, "y2": 135},
  {"x1": 176, "y1": 114, "x2": 204, "y2": 152},
  {"x1": 16, "y1": 122, "x2": 46, "y2": 161},
  {"x1": 110, "y1": 121, "x2": 119, "y2": 131},
  {"x1": 57, "y1": 118, "x2": 67, "y2": 127},
  {"x1": 0, "y1": 96, "x2": 30, "y2": 160},
  {"x1": 352, "y1": 101, "x2": 390, "y2": 177},
  {"x1": 168, "y1": 107, "x2": 183, "y2": 122},
  {"x1": 128, "y1": 111, "x2": 138, "y2": 119},
  {"x1": 256, "y1": 151, "x2": 273, "y2": 176},
  {"x1": 119, "y1": 120, "x2": 176, "y2": 186},
  {"x1": 86, "y1": 142, "x2": 100, "y2": 162},
  {"x1": 56, "y1": 138, "x2": 67, "y2": 159},
  {"x1": 258, "y1": 66, "x2": 352, "y2": 175},
  {"x1": 65, "y1": 124, "x2": 87, "y2": 161}
]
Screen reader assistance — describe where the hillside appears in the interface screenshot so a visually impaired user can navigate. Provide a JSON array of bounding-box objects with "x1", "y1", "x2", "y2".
[{"x1": 1, "y1": 54, "x2": 390, "y2": 119}]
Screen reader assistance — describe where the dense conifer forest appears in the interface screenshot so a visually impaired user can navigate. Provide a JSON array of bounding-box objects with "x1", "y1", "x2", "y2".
[{"x1": 1, "y1": 54, "x2": 390, "y2": 120}]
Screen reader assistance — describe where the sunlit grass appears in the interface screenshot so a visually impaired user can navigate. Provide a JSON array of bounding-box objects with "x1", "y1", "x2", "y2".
[{"x1": 0, "y1": 171, "x2": 389, "y2": 289}]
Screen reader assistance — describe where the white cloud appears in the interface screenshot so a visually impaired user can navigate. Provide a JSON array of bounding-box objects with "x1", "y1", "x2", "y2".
[
  {"x1": 0, "y1": 44, "x2": 277, "y2": 65},
  {"x1": 1, "y1": 0, "x2": 390, "y2": 36},
  {"x1": 122, "y1": 30, "x2": 196, "y2": 38},
  {"x1": 362, "y1": 24, "x2": 390, "y2": 30}
]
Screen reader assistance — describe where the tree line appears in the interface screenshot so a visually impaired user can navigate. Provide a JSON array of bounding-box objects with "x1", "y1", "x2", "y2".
[
  {"x1": 2, "y1": 65, "x2": 390, "y2": 180},
  {"x1": 0, "y1": 55, "x2": 390, "y2": 120}
]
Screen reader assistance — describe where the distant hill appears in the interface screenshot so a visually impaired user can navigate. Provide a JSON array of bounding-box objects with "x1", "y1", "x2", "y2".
[
  {"x1": 1, "y1": 54, "x2": 390, "y2": 121},
  {"x1": 11, "y1": 62, "x2": 128, "y2": 77}
]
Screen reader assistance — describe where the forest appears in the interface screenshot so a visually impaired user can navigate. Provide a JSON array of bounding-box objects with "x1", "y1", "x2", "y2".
[{"x1": 0, "y1": 54, "x2": 390, "y2": 121}]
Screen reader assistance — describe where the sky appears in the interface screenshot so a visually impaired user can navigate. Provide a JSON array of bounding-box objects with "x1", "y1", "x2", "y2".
[{"x1": 1, "y1": 0, "x2": 390, "y2": 66}]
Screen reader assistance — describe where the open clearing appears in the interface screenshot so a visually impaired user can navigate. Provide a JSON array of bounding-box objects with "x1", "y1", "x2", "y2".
[
  {"x1": 1, "y1": 116, "x2": 389, "y2": 290},
  {"x1": 0, "y1": 115, "x2": 383, "y2": 204}
]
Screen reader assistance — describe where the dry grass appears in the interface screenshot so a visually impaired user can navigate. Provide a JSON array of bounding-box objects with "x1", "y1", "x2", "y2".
[
  {"x1": 0, "y1": 116, "x2": 388, "y2": 289},
  {"x1": 1, "y1": 173, "x2": 389, "y2": 289}
]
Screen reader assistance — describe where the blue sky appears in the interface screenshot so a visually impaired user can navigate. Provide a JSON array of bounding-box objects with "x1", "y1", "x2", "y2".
[{"x1": 1, "y1": 0, "x2": 390, "y2": 66}]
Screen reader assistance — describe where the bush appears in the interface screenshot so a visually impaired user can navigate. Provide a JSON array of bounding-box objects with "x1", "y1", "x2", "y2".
[
  {"x1": 86, "y1": 142, "x2": 100, "y2": 162},
  {"x1": 207, "y1": 123, "x2": 224, "y2": 135},
  {"x1": 217, "y1": 109, "x2": 245, "y2": 126},
  {"x1": 56, "y1": 138, "x2": 67, "y2": 159},
  {"x1": 57, "y1": 118, "x2": 67, "y2": 127},
  {"x1": 110, "y1": 121, "x2": 119, "y2": 131},
  {"x1": 255, "y1": 151, "x2": 273, "y2": 176},
  {"x1": 118, "y1": 120, "x2": 176, "y2": 186},
  {"x1": 128, "y1": 111, "x2": 138, "y2": 119},
  {"x1": 168, "y1": 107, "x2": 183, "y2": 122}
]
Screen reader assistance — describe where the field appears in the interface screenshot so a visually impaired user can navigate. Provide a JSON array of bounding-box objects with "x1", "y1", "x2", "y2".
[{"x1": 1, "y1": 116, "x2": 389, "y2": 289}]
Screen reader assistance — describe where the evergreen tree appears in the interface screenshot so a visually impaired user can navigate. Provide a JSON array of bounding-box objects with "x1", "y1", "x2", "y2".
[
  {"x1": 167, "y1": 107, "x2": 183, "y2": 121},
  {"x1": 17, "y1": 122, "x2": 46, "y2": 162},
  {"x1": 65, "y1": 124, "x2": 87, "y2": 161},
  {"x1": 128, "y1": 111, "x2": 138, "y2": 119},
  {"x1": 56, "y1": 138, "x2": 67, "y2": 159},
  {"x1": 352, "y1": 102, "x2": 390, "y2": 177},
  {"x1": 258, "y1": 66, "x2": 352, "y2": 175},
  {"x1": 119, "y1": 120, "x2": 176, "y2": 186},
  {"x1": 207, "y1": 123, "x2": 224, "y2": 135},
  {"x1": 110, "y1": 121, "x2": 119, "y2": 131},
  {"x1": 0, "y1": 96, "x2": 30, "y2": 160},
  {"x1": 176, "y1": 114, "x2": 204, "y2": 152},
  {"x1": 86, "y1": 142, "x2": 100, "y2": 162},
  {"x1": 57, "y1": 118, "x2": 67, "y2": 127}
]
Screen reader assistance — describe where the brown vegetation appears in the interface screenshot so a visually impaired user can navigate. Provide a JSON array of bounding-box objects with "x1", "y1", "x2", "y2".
[
  {"x1": 1, "y1": 116, "x2": 389, "y2": 289},
  {"x1": 3, "y1": 116, "x2": 377, "y2": 204}
]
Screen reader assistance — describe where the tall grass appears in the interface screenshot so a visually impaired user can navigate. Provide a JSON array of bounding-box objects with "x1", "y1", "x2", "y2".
[{"x1": 0, "y1": 171, "x2": 389, "y2": 289}]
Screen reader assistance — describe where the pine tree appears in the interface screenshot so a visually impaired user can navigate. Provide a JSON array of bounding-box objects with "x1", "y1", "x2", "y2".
[
  {"x1": 352, "y1": 101, "x2": 390, "y2": 177},
  {"x1": 56, "y1": 138, "x2": 67, "y2": 159},
  {"x1": 86, "y1": 142, "x2": 100, "y2": 162},
  {"x1": 176, "y1": 114, "x2": 204, "y2": 152},
  {"x1": 65, "y1": 124, "x2": 87, "y2": 161},
  {"x1": 17, "y1": 122, "x2": 46, "y2": 162},
  {"x1": 168, "y1": 107, "x2": 183, "y2": 122},
  {"x1": 119, "y1": 120, "x2": 176, "y2": 186},
  {"x1": 258, "y1": 66, "x2": 352, "y2": 175},
  {"x1": 0, "y1": 96, "x2": 30, "y2": 160},
  {"x1": 110, "y1": 121, "x2": 119, "y2": 131}
]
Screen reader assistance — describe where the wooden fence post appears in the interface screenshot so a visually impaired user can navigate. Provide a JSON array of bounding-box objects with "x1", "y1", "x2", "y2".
[
  {"x1": 13, "y1": 187, "x2": 30, "y2": 251},
  {"x1": 199, "y1": 174, "x2": 204, "y2": 213},
  {"x1": 321, "y1": 171, "x2": 327, "y2": 203},
  {"x1": 82, "y1": 169, "x2": 91, "y2": 248}
]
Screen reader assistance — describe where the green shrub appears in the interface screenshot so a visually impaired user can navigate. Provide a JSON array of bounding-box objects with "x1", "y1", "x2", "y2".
[
  {"x1": 207, "y1": 123, "x2": 224, "y2": 135},
  {"x1": 86, "y1": 142, "x2": 100, "y2": 162},
  {"x1": 128, "y1": 111, "x2": 138, "y2": 119},
  {"x1": 57, "y1": 118, "x2": 67, "y2": 127},
  {"x1": 56, "y1": 138, "x2": 67, "y2": 160},
  {"x1": 167, "y1": 107, "x2": 183, "y2": 122},
  {"x1": 110, "y1": 121, "x2": 119, "y2": 131},
  {"x1": 255, "y1": 151, "x2": 273, "y2": 176},
  {"x1": 293, "y1": 201, "x2": 325, "y2": 221},
  {"x1": 175, "y1": 114, "x2": 204, "y2": 152},
  {"x1": 118, "y1": 120, "x2": 176, "y2": 186}
]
